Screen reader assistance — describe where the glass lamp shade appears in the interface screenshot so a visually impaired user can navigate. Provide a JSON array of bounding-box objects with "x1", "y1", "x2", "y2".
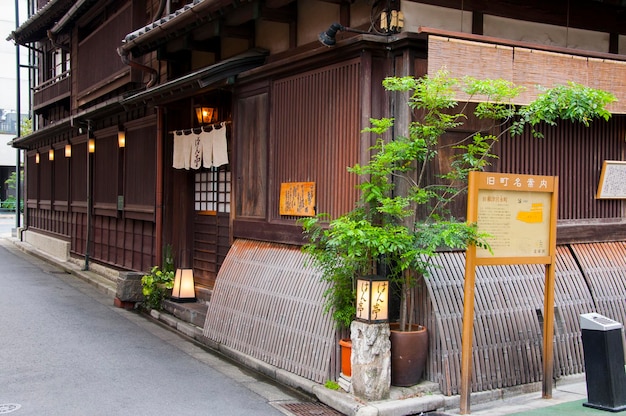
[
  {"x1": 171, "y1": 268, "x2": 196, "y2": 302},
  {"x1": 118, "y1": 130, "x2": 126, "y2": 148},
  {"x1": 88, "y1": 138, "x2": 95, "y2": 153},
  {"x1": 65, "y1": 144, "x2": 72, "y2": 158},
  {"x1": 49, "y1": 149, "x2": 54, "y2": 161},
  {"x1": 356, "y1": 276, "x2": 389, "y2": 323},
  {"x1": 195, "y1": 107, "x2": 216, "y2": 124}
]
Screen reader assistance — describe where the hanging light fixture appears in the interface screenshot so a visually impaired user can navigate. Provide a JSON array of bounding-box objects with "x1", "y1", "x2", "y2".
[
  {"x1": 35, "y1": 152, "x2": 40, "y2": 164},
  {"x1": 88, "y1": 138, "x2": 95, "y2": 153},
  {"x1": 171, "y1": 268, "x2": 196, "y2": 302},
  {"x1": 356, "y1": 276, "x2": 389, "y2": 323},
  {"x1": 195, "y1": 106, "x2": 217, "y2": 125},
  {"x1": 118, "y1": 129, "x2": 126, "y2": 148},
  {"x1": 65, "y1": 144, "x2": 72, "y2": 158},
  {"x1": 48, "y1": 148, "x2": 54, "y2": 161}
]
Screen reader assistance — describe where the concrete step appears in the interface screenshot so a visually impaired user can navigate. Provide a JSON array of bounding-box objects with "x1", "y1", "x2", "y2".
[{"x1": 161, "y1": 299, "x2": 208, "y2": 328}]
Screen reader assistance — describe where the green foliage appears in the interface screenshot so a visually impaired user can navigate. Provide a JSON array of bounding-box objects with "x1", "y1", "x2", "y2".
[
  {"x1": 2, "y1": 170, "x2": 24, "y2": 211},
  {"x1": 140, "y1": 245, "x2": 175, "y2": 310},
  {"x1": 324, "y1": 380, "x2": 341, "y2": 390},
  {"x1": 302, "y1": 69, "x2": 615, "y2": 331},
  {"x1": 20, "y1": 118, "x2": 32, "y2": 136}
]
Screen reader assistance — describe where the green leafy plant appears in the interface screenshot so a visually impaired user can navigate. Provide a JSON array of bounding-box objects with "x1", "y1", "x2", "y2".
[
  {"x1": 141, "y1": 245, "x2": 175, "y2": 309},
  {"x1": 302, "y1": 70, "x2": 615, "y2": 331},
  {"x1": 2, "y1": 170, "x2": 24, "y2": 211},
  {"x1": 324, "y1": 380, "x2": 341, "y2": 390}
]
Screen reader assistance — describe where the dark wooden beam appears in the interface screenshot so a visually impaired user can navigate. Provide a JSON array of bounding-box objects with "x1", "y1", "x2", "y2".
[
  {"x1": 406, "y1": 0, "x2": 626, "y2": 35},
  {"x1": 260, "y1": 2, "x2": 297, "y2": 23}
]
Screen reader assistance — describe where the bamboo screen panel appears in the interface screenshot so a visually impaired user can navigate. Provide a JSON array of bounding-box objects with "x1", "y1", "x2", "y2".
[
  {"x1": 423, "y1": 246, "x2": 594, "y2": 395},
  {"x1": 428, "y1": 35, "x2": 626, "y2": 114},
  {"x1": 271, "y1": 60, "x2": 361, "y2": 220},
  {"x1": 203, "y1": 239, "x2": 336, "y2": 384}
]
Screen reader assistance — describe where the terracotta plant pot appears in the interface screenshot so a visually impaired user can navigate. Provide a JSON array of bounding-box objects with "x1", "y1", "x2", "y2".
[
  {"x1": 339, "y1": 338, "x2": 352, "y2": 377},
  {"x1": 390, "y1": 324, "x2": 428, "y2": 386}
]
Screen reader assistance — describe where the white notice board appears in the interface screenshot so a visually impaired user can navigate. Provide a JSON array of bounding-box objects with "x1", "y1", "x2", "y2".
[{"x1": 596, "y1": 161, "x2": 626, "y2": 199}]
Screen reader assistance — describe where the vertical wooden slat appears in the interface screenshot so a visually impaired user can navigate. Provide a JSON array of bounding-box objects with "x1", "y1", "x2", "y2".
[
  {"x1": 203, "y1": 239, "x2": 336, "y2": 384},
  {"x1": 272, "y1": 60, "x2": 361, "y2": 220},
  {"x1": 422, "y1": 246, "x2": 597, "y2": 395}
]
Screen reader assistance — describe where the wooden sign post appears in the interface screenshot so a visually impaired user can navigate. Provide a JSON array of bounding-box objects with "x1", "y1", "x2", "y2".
[{"x1": 460, "y1": 172, "x2": 558, "y2": 414}]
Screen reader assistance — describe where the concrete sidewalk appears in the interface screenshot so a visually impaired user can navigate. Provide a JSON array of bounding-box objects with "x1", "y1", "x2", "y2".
[
  {"x1": 1, "y1": 233, "x2": 599, "y2": 416},
  {"x1": 443, "y1": 376, "x2": 589, "y2": 415}
]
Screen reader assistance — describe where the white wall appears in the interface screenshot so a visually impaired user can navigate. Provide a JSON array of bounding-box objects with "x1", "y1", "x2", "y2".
[
  {"x1": 401, "y1": 2, "x2": 472, "y2": 34},
  {"x1": 484, "y1": 15, "x2": 610, "y2": 53},
  {"x1": 0, "y1": 1, "x2": 31, "y2": 113},
  {"x1": 0, "y1": 133, "x2": 18, "y2": 166}
]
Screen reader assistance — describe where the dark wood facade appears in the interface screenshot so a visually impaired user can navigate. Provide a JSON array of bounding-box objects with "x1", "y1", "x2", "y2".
[{"x1": 9, "y1": 0, "x2": 626, "y2": 392}]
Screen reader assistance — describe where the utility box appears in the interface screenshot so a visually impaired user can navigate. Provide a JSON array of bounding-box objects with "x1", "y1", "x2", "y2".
[{"x1": 580, "y1": 313, "x2": 626, "y2": 412}]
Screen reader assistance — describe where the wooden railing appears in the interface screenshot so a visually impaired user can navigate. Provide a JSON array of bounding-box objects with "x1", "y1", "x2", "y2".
[{"x1": 33, "y1": 70, "x2": 71, "y2": 110}]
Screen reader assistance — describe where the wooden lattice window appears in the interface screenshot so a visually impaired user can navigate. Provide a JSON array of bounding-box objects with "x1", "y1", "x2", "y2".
[{"x1": 194, "y1": 167, "x2": 230, "y2": 213}]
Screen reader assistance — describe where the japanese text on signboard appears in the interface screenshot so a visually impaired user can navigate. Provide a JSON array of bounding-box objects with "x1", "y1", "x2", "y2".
[{"x1": 279, "y1": 182, "x2": 316, "y2": 217}]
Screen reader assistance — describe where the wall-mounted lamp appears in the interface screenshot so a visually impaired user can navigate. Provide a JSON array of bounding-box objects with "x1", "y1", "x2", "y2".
[
  {"x1": 171, "y1": 268, "x2": 196, "y2": 302},
  {"x1": 318, "y1": 22, "x2": 387, "y2": 47},
  {"x1": 195, "y1": 106, "x2": 217, "y2": 125},
  {"x1": 118, "y1": 129, "x2": 126, "y2": 148},
  {"x1": 380, "y1": 10, "x2": 404, "y2": 33},
  {"x1": 88, "y1": 138, "x2": 95, "y2": 154},
  {"x1": 49, "y1": 148, "x2": 54, "y2": 161},
  {"x1": 35, "y1": 152, "x2": 40, "y2": 164},
  {"x1": 65, "y1": 144, "x2": 72, "y2": 158},
  {"x1": 356, "y1": 275, "x2": 389, "y2": 323}
]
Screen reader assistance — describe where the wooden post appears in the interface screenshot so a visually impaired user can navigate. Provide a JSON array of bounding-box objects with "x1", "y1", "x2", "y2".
[
  {"x1": 460, "y1": 172, "x2": 479, "y2": 414},
  {"x1": 542, "y1": 262, "x2": 555, "y2": 398},
  {"x1": 460, "y1": 254, "x2": 476, "y2": 414},
  {"x1": 542, "y1": 177, "x2": 558, "y2": 398}
]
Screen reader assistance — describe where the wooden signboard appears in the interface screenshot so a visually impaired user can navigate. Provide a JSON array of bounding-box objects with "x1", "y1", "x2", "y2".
[
  {"x1": 279, "y1": 182, "x2": 316, "y2": 216},
  {"x1": 460, "y1": 172, "x2": 558, "y2": 414},
  {"x1": 596, "y1": 161, "x2": 626, "y2": 199}
]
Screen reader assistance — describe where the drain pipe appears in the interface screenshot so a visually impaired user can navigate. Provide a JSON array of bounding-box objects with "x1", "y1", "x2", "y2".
[
  {"x1": 83, "y1": 121, "x2": 93, "y2": 271},
  {"x1": 116, "y1": 0, "x2": 166, "y2": 89},
  {"x1": 155, "y1": 106, "x2": 164, "y2": 267},
  {"x1": 118, "y1": 48, "x2": 158, "y2": 89}
]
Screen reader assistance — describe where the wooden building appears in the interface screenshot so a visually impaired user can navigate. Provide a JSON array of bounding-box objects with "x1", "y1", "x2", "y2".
[{"x1": 9, "y1": 0, "x2": 626, "y2": 394}]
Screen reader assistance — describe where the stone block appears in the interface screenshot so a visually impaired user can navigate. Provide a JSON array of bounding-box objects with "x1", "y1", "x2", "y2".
[
  {"x1": 116, "y1": 271, "x2": 145, "y2": 302},
  {"x1": 350, "y1": 321, "x2": 391, "y2": 401},
  {"x1": 23, "y1": 230, "x2": 70, "y2": 261}
]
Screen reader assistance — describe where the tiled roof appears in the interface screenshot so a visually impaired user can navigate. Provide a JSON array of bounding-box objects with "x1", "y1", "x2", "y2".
[
  {"x1": 122, "y1": 48, "x2": 268, "y2": 106},
  {"x1": 123, "y1": 0, "x2": 206, "y2": 44},
  {"x1": 7, "y1": 0, "x2": 74, "y2": 44},
  {"x1": 120, "y1": 0, "x2": 224, "y2": 57}
]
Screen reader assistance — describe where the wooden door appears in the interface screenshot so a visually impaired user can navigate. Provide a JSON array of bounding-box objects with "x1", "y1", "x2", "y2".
[{"x1": 192, "y1": 166, "x2": 231, "y2": 288}]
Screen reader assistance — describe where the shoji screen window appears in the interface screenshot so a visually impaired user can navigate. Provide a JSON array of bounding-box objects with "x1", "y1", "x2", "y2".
[{"x1": 194, "y1": 167, "x2": 231, "y2": 213}]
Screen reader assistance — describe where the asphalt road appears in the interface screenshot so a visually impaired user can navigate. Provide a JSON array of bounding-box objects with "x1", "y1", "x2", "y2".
[
  {"x1": 0, "y1": 239, "x2": 307, "y2": 416},
  {"x1": 0, "y1": 213, "x2": 16, "y2": 237}
]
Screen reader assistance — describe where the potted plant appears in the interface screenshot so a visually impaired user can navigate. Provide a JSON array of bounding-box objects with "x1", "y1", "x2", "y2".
[
  {"x1": 140, "y1": 245, "x2": 176, "y2": 310},
  {"x1": 302, "y1": 71, "x2": 615, "y2": 386}
]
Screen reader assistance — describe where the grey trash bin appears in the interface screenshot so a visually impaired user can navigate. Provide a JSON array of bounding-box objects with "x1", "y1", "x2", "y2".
[{"x1": 580, "y1": 312, "x2": 626, "y2": 412}]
